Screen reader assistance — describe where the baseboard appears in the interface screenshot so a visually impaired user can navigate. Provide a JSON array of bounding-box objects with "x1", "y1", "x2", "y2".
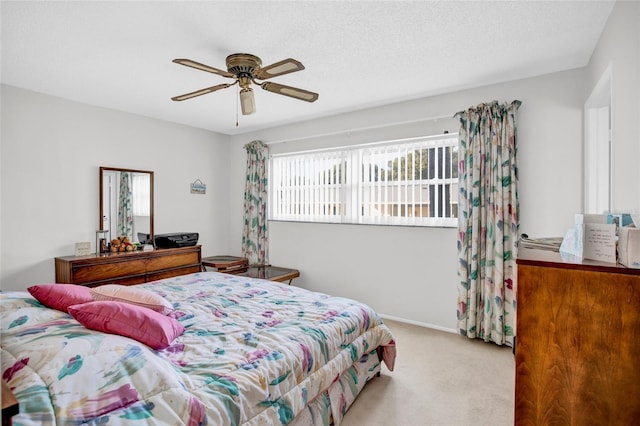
[{"x1": 379, "y1": 314, "x2": 458, "y2": 335}]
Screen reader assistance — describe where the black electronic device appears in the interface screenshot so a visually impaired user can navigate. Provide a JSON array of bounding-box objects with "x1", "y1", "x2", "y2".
[{"x1": 153, "y1": 232, "x2": 199, "y2": 249}]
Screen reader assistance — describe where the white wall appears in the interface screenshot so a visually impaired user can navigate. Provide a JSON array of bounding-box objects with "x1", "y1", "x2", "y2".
[
  {"x1": 229, "y1": 68, "x2": 586, "y2": 331},
  {"x1": 585, "y1": 0, "x2": 640, "y2": 213},
  {"x1": 0, "y1": 85, "x2": 232, "y2": 290}
]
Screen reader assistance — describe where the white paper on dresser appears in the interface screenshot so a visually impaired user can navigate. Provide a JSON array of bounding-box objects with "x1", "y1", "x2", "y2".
[{"x1": 583, "y1": 223, "x2": 617, "y2": 263}]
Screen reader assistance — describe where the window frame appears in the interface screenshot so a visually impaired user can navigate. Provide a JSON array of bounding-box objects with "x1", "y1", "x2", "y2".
[{"x1": 269, "y1": 133, "x2": 459, "y2": 227}]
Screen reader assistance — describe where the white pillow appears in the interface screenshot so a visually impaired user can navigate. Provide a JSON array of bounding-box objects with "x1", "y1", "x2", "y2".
[{"x1": 90, "y1": 284, "x2": 174, "y2": 315}]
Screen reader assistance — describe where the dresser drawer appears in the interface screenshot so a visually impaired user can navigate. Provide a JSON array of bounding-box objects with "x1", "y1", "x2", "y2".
[
  {"x1": 146, "y1": 250, "x2": 200, "y2": 273},
  {"x1": 147, "y1": 265, "x2": 202, "y2": 282},
  {"x1": 72, "y1": 259, "x2": 147, "y2": 284},
  {"x1": 81, "y1": 274, "x2": 147, "y2": 288}
]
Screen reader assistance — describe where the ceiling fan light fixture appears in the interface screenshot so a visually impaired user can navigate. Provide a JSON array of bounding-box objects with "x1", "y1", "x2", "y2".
[{"x1": 240, "y1": 87, "x2": 256, "y2": 115}]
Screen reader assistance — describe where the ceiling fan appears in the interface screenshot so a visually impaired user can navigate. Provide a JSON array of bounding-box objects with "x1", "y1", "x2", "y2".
[{"x1": 171, "y1": 53, "x2": 319, "y2": 115}]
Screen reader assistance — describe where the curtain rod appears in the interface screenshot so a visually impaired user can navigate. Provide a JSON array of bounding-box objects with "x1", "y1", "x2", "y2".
[
  {"x1": 264, "y1": 113, "x2": 455, "y2": 146},
  {"x1": 270, "y1": 131, "x2": 458, "y2": 158}
]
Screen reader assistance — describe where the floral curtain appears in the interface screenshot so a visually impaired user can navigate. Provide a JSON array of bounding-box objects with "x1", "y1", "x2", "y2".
[
  {"x1": 117, "y1": 171, "x2": 133, "y2": 240},
  {"x1": 455, "y1": 100, "x2": 521, "y2": 347},
  {"x1": 242, "y1": 140, "x2": 269, "y2": 266}
]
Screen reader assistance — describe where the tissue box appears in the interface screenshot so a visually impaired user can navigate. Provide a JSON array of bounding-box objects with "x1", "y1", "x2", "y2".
[{"x1": 618, "y1": 227, "x2": 640, "y2": 268}]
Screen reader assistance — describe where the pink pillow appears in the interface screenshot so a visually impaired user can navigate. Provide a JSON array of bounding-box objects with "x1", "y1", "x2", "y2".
[
  {"x1": 90, "y1": 284, "x2": 174, "y2": 315},
  {"x1": 68, "y1": 301, "x2": 184, "y2": 350},
  {"x1": 28, "y1": 284, "x2": 93, "y2": 312}
]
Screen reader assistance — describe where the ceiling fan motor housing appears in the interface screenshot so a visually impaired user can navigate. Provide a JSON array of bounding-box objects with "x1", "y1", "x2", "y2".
[{"x1": 226, "y1": 53, "x2": 262, "y2": 78}]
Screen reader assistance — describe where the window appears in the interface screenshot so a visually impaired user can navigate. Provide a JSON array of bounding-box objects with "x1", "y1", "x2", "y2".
[
  {"x1": 132, "y1": 173, "x2": 151, "y2": 217},
  {"x1": 269, "y1": 134, "x2": 458, "y2": 226}
]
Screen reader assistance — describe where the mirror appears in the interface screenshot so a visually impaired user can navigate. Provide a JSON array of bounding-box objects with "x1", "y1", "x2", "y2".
[{"x1": 99, "y1": 167, "x2": 154, "y2": 250}]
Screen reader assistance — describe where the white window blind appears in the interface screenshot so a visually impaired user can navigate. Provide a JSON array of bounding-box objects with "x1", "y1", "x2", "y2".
[{"x1": 270, "y1": 134, "x2": 458, "y2": 227}]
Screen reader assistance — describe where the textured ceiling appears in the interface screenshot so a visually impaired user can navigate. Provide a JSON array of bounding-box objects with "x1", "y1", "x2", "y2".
[{"x1": 1, "y1": 1, "x2": 615, "y2": 135}]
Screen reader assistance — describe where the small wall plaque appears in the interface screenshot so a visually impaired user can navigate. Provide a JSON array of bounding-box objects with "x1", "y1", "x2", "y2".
[{"x1": 190, "y1": 179, "x2": 206, "y2": 194}]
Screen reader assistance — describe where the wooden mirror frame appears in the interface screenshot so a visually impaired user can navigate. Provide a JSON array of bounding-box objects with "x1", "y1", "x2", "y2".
[{"x1": 99, "y1": 166, "x2": 154, "y2": 248}]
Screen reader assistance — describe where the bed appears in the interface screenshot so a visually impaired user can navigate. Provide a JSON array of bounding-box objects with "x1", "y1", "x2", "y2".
[{"x1": 1, "y1": 271, "x2": 396, "y2": 425}]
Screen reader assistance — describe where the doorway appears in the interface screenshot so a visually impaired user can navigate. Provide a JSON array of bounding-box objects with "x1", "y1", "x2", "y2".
[{"x1": 584, "y1": 65, "x2": 612, "y2": 214}]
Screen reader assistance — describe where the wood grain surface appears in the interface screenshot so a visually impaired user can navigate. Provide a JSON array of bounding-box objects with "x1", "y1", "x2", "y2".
[{"x1": 515, "y1": 259, "x2": 640, "y2": 425}]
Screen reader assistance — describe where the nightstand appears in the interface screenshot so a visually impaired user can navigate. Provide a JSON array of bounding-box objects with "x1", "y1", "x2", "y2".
[
  {"x1": 236, "y1": 265, "x2": 300, "y2": 284},
  {"x1": 202, "y1": 256, "x2": 299, "y2": 284},
  {"x1": 201, "y1": 255, "x2": 249, "y2": 273}
]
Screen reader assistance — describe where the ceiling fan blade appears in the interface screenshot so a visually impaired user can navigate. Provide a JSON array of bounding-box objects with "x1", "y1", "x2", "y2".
[
  {"x1": 253, "y1": 58, "x2": 305, "y2": 80},
  {"x1": 171, "y1": 83, "x2": 233, "y2": 101},
  {"x1": 260, "y1": 82, "x2": 319, "y2": 103},
  {"x1": 172, "y1": 58, "x2": 235, "y2": 79}
]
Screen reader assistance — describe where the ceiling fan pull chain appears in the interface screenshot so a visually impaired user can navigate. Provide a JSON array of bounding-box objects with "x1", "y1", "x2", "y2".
[{"x1": 236, "y1": 84, "x2": 239, "y2": 127}]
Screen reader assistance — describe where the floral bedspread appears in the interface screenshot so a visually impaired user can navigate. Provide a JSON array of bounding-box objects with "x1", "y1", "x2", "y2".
[{"x1": 1, "y1": 272, "x2": 396, "y2": 425}]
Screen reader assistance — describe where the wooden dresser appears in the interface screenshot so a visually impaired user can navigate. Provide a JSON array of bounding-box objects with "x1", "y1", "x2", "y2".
[
  {"x1": 55, "y1": 246, "x2": 202, "y2": 287},
  {"x1": 515, "y1": 248, "x2": 640, "y2": 425}
]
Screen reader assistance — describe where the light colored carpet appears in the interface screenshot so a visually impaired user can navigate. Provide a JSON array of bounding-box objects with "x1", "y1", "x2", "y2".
[{"x1": 342, "y1": 319, "x2": 515, "y2": 426}]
